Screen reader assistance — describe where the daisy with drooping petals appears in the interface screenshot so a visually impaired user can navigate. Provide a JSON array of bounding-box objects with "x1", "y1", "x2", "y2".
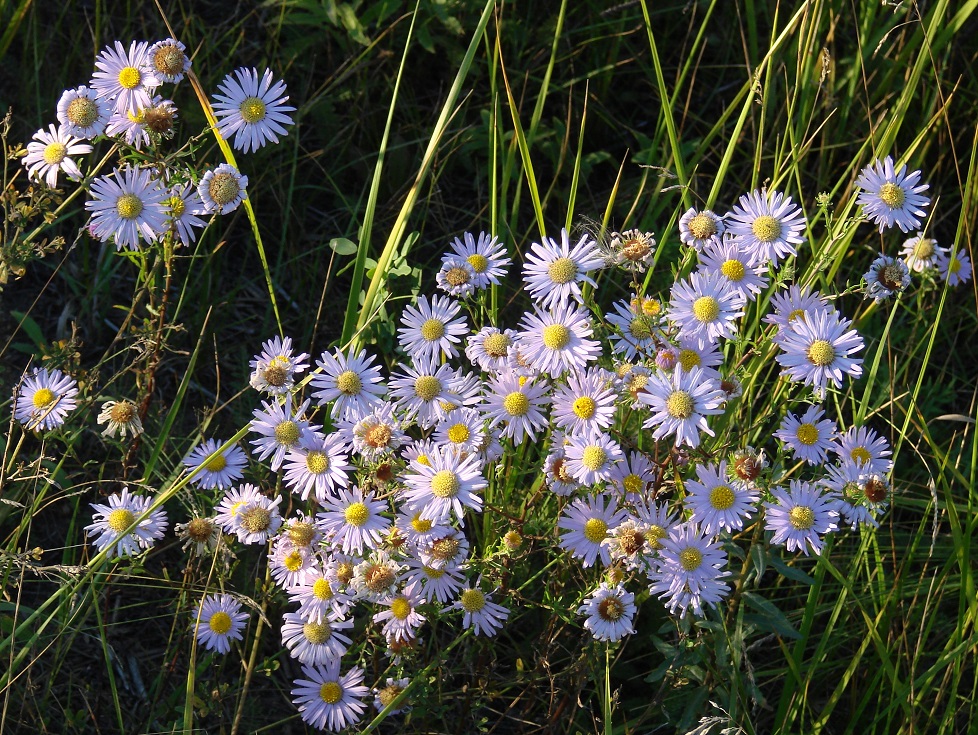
[
  {"x1": 606, "y1": 228, "x2": 656, "y2": 272},
  {"x1": 23, "y1": 125, "x2": 91, "y2": 188},
  {"x1": 91, "y1": 40, "x2": 160, "y2": 115},
  {"x1": 436, "y1": 257, "x2": 477, "y2": 298},
  {"x1": 197, "y1": 163, "x2": 247, "y2": 214},
  {"x1": 522, "y1": 227, "x2": 605, "y2": 308},
  {"x1": 557, "y1": 493, "x2": 629, "y2": 568},
  {"x1": 270, "y1": 541, "x2": 317, "y2": 589},
  {"x1": 481, "y1": 370, "x2": 550, "y2": 442},
  {"x1": 446, "y1": 231, "x2": 511, "y2": 288},
  {"x1": 668, "y1": 271, "x2": 744, "y2": 348},
  {"x1": 183, "y1": 438, "x2": 247, "y2": 490},
  {"x1": 579, "y1": 582, "x2": 636, "y2": 642},
  {"x1": 674, "y1": 338, "x2": 724, "y2": 379},
  {"x1": 291, "y1": 661, "x2": 369, "y2": 732},
  {"x1": 212, "y1": 67, "x2": 295, "y2": 153},
  {"x1": 341, "y1": 402, "x2": 406, "y2": 460},
  {"x1": 350, "y1": 550, "x2": 404, "y2": 602},
  {"x1": 85, "y1": 487, "x2": 168, "y2": 558},
  {"x1": 164, "y1": 182, "x2": 208, "y2": 247},
  {"x1": 900, "y1": 233, "x2": 945, "y2": 272},
  {"x1": 283, "y1": 433, "x2": 351, "y2": 502},
  {"x1": 317, "y1": 486, "x2": 390, "y2": 555},
  {"x1": 648, "y1": 523, "x2": 731, "y2": 617},
  {"x1": 13, "y1": 367, "x2": 79, "y2": 431},
  {"x1": 86, "y1": 166, "x2": 168, "y2": 250},
  {"x1": 939, "y1": 247, "x2": 973, "y2": 287},
  {"x1": 679, "y1": 207, "x2": 725, "y2": 250},
  {"x1": 401, "y1": 445, "x2": 486, "y2": 525},
  {"x1": 726, "y1": 189, "x2": 806, "y2": 266},
  {"x1": 57, "y1": 86, "x2": 112, "y2": 139},
  {"x1": 639, "y1": 366, "x2": 726, "y2": 448},
  {"x1": 821, "y1": 462, "x2": 884, "y2": 530},
  {"x1": 776, "y1": 308, "x2": 864, "y2": 394},
  {"x1": 763, "y1": 479, "x2": 839, "y2": 555},
  {"x1": 397, "y1": 294, "x2": 469, "y2": 362},
  {"x1": 517, "y1": 301, "x2": 602, "y2": 378},
  {"x1": 855, "y1": 156, "x2": 930, "y2": 233},
  {"x1": 192, "y1": 594, "x2": 249, "y2": 654},
  {"x1": 104, "y1": 96, "x2": 175, "y2": 148},
  {"x1": 774, "y1": 406, "x2": 837, "y2": 465},
  {"x1": 145, "y1": 38, "x2": 192, "y2": 84},
  {"x1": 684, "y1": 461, "x2": 758, "y2": 535},
  {"x1": 446, "y1": 582, "x2": 509, "y2": 637},
  {"x1": 96, "y1": 399, "x2": 143, "y2": 439},
  {"x1": 863, "y1": 254, "x2": 911, "y2": 303}
]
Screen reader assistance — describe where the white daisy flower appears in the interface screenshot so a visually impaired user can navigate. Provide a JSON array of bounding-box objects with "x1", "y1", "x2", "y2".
[
  {"x1": 317, "y1": 486, "x2": 390, "y2": 555},
  {"x1": 182, "y1": 438, "x2": 247, "y2": 490},
  {"x1": 821, "y1": 462, "x2": 883, "y2": 530},
  {"x1": 433, "y1": 407, "x2": 486, "y2": 455},
  {"x1": 282, "y1": 433, "x2": 351, "y2": 502},
  {"x1": 281, "y1": 610, "x2": 353, "y2": 665},
  {"x1": 350, "y1": 550, "x2": 403, "y2": 602},
  {"x1": 397, "y1": 294, "x2": 469, "y2": 363},
  {"x1": 557, "y1": 493, "x2": 629, "y2": 568},
  {"x1": 697, "y1": 237, "x2": 768, "y2": 301},
  {"x1": 563, "y1": 430, "x2": 623, "y2": 486},
  {"x1": 578, "y1": 582, "x2": 636, "y2": 642},
  {"x1": 212, "y1": 67, "x2": 295, "y2": 153},
  {"x1": 668, "y1": 270, "x2": 745, "y2": 348},
  {"x1": 684, "y1": 461, "x2": 758, "y2": 535},
  {"x1": 214, "y1": 484, "x2": 265, "y2": 534},
  {"x1": 291, "y1": 661, "x2": 369, "y2": 732},
  {"x1": 446, "y1": 231, "x2": 511, "y2": 288},
  {"x1": 517, "y1": 301, "x2": 601, "y2": 378},
  {"x1": 145, "y1": 38, "x2": 192, "y2": 84},
  {"x1": 445, "y1": 582, "x2": 509, "y2": 637},
  {"x1": 938, "y1": 247, "x2": 973, "y2": 287},
  {"x1": 311, "y1": 347, "x2": 386, "y2": 420},
  {"x1": 341, "y1": 402, "x2": 406, "y2": 460},
  {"x1": 233, "y1": 493, "x2": 284, "y2": 545},
  {"x1": 401, "y1": 557, "x2": 465, "y2": 603},
  {"x1": 436, "y1": 257, "x2": 477, "y2": 298},
  {"x1": 415, "y1": 528, "x2": 470, "y2": 571},
  {"x1": 105, "y1": 96, "x2": 177, "y2": 148},
  {"x1": 465, "y1": 326, "x2": 519, "y2": 373},
  {"x1": 774, "y1": 405, "x2": 837, "y2": 465},
  {"x1": 401, "y1": 445, "x2": 486, "y2": 525},
  {"x1": 603, "y1": 515, "x2": 657, "y2": 573},
  {"x1": 648, "y1": 523, "x2": 731, "y2": 617},
  {"x1": 544, "y1": 439, "x2": 580, "y2": 497},
  {"x1": 855, "y1": 156, "x2": 930, "y2": 233},
  {"x1": 250, "y1": 395, "x2": 316, "y2": 472},
  {"x1": 287, "y1": 566, "x2": 351, "y2": 623},
  {"x1": 638, "y1": 366, "x2": 726, "y2": 448},
  {"x1": 13, "y1": 367, "x2": 79, "y2": 431},
  {"x1": 85, "y1": 487, "x2": 168, "y2": 558},
  {"x1": 270, "y1": 541, "x2": 317, "y2": 589},
  {"x1": 481, "y1": 370, "x2": 550, "y2": 442},
  {"x1": 862, "y1": 254, "x2": 911, "y2": 303},
  {"x1": 522, "y1": 227, "x2": 605, "y2": 309},
  {"x1": 96, "y1": 399, "x2": 143, "y2": 439},
  {"x1": 373, "y1": 582, "x2": 427, "y2": 643},
  {"x1": 673, "y1": 338, "x2": 724, "y2": 379},
  {"x1": 763, "y1": 479, "x2": 839, "y2": 555},
  {"x1": 57, "y1": 86, "x2": 112, "y2": 139},
  {"x1": 197, "y1": 163, "x2": 248, "y2": 214},
  {"x1": 775, "y1": 308, "x2": 864, "y2": 394},
  {"x1": 373, "y1": 677, "x2": 412, "y2": 715},
  {"x1": 550, "y1": 367, "x2": 617, "y2": 434},
  {"x1": 23, "y1": 124, "x2": 91, "y2": 188},
  {"x1": 388, "y1": 357, "x2": 462, "y2": 429},
  {"x1": 86, "y1": 166, "x2": 168, "y2": 250},
  {"x1": 679, "y1": 207, "x2": 725, "y2": 250},
  {"x1": 249, "y1": 335, "x2": 310, "y2": 395},
  {"x1": 164, "y1": 182, "x2": 208, "y2": 247},
  {"x1": 192, "y1": 594, "x2": 248, "y2": 654},
  {"x1": 607, "y1": 228, "x2": 657, "y2": 271},
  {"x1": 90, "y1": 40, "x2": 160, "y2": 115},
  {"x1": 900, "y1": 233, "x2": 945, "y2": 272},
  {"x1": 726, "y1": 188, "x2": 806, "y2": 266}
]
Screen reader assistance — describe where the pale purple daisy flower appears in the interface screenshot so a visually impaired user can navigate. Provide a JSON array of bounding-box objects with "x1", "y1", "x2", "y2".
[
  {"x1": 373, "y1": 582, "x2": 427, "y2": 643},
  {"x1": 578, "y1": 582, "x2": 636, "y2": 641},
  {"x1": 401, "y1": 445, "x2": 486, "y2": 525},
  {"x1": 436, "y1": 257, "x2": 477, "y2": 298},
  {"x1": 164, "y1": 182, "x2": 208, "y2": 246},
  {"x1": 287, "y1": 566, "x2": 352, "y2": 623},
  {"x1": 23, "y1": 124, "x2": 91, "y2": 188},
  {"x1": 938, "y1": 247, "x2": 973, "y2": 287},
  {"x1": 350, "y1": 550, "x2": 403, "y2": 602},
  {"x1": 415, "y1": 527, "x2": 470, "y2": 571},
  {"x1": 900, "y1": 233, "x2": 945, "y2": 272},
  {"x1": 638, "y1": 366, "x2": 726, "y2": 448},
  {"x1": 684, "y1": 461, "x2": 758, "y2": 535},
  {"x1": 233, "y1": 493, "x2": 284, "y2": 545},
  {"x1": 281, "y1": 610, "x2": 353, "y2": 665},
  {"x1": 13, "y1": 367, "x2": 79, "y2": 431},
  {"x1": 697, "y1": 237, "x2": 768, "y2": 301},
  {"x1": 604, "y1": 298, "x2": 660, "y2": 360},
  {"x1": 833, "y1": 425, "x2": 893, "y2": 475},
  {"x1": 775, "y1": 308, "x2": 864, "y2": 394},
  {"x1": 213, "y1": 484, "x2": 264, "y2": 534},
  {"x1": 517, "y1": 301, "x2": 602, "y2": 378},
  {"x1": 674, "y1": 338, "x2": 724, "y2": 379},
  {"x1": 291, "y1": 661, "x2": 369, "y2": 732},
  {"x1": 763, "y1": 285, "x2": 832, "y2": 334},
  {"x1": 821, "y1": 462, "x2": 883, "y2": 530},
  {"x1": 522, "y1": 227, "x2": 605, "y2": 309},
  {"x1": 774, "y1": 405, "x2": 837, "y2": 465},
  {"x1": 85, "y1": 487, "x2": 168, "y2": 558},
  {"x1": 863, "y1": 254, "x2": 911, "y2": 303},
  {"x1": 192, "y1": 594, "x2": 248, "y2": 654},
  {"x1": 679, "y1": 207, "x2": 725, "y2": 250},
  {"x1": 388, "y1": 357, "x2": 462, "y2": 430},
  {"x1": 90, "y1": 40, "x2": 160, "y2": 115},
  {"x1": 212, "y1": 67, "x2": 295, "y2": 153},
  {"x1": 250, "y1": 395, "x2": 315, "y2": 472},
  {"x1": 401, "y1": 556, "x2": 465, "y2": 603},
  {"x1": 311, "y1": 347, "x2": 386, "y2": 420},
  {"x1": 563, "y1": 431, "x2": 624, "y2": 486},
  {"x1": 446, "y1": 231, "x2": 511, "y2": 288},
  {"x1": 465, "y1": 326, "x2": 519, "y2": 373},
  {"x1": 57, "y1": 86, "x2": 112, "y2": 139},
  {"x1": 550, "y1": 367, "x2": 617, "y2": 434},
  {"x1": 855, "y1": 156, "x2": 930, "y2": 233},
  {"x1": 668, "y1": 270, "x2": 745, "y2": 348},
  {"x1": 86, "y1": 166, "x2": 168, "y2": 250},
  {"x1": 397, "y1": 294, "x2": 469, "y2": 363},
  {"x1": 607, "y1": 450, "x2": 657, "y2": 501},
  {"x1": 317, "y1": 486, "x2": 390, "y2": 555},
  {"x1": 197, "y1": 163, "x2": 247, "y2": 214},
  {"x1": 373, "y1": 677, "x2": 411, "y2": 715},
  {"x1": 557, "y1": 493, "x2": 629, "y2": 568},
  {"x1": 481, "y1": 370, "x2": 550, "y2": 442},
  {"x1": 726, "y1": 188, "x2": 806, "y2": 266},
  {"x1": 283, "y1": 433, "x2": 351, "y2": 502},
  {"x1": 647, "y1": 522, "x2": 731, "y2": 617},
  {"x1": 445, "y1": 582, "x2": 509, "y2": 637},
  {"x1": 269, "y1": 541, "x2": 317, "y2": 589},
  {"x1": 433, "y1": 407, "x2": 486, "y2": 455},
  {"x1": 249, "y1": 335, "x2": 310, "y2": 396},
  {"x1": 763, "y1": 479, "x2": 839, "y2": 555},
  {"x1": 145, "y1": 38, "x2": 191, "y2": 84},
  {"x1": 341, "y1": 402, "x2": 406, "y2": 460},
  {"x1": 182, "y1": 438, "x2": 247, "y2": 490}
]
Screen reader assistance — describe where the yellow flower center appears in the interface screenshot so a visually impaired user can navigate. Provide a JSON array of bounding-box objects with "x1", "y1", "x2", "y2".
[
  {"x1": 467, "y1": 253, "x2": 488, "y2": 272},
  {"x1": 153, "y1": 45, "x2": 186, "y2": 75},
  {"x1": 666, "y1": 390, "x2": 694, "y2": 419},
  {"x1": 878, "y1": 182, "x2": 905, "y2": 208},
  {"x1": 482, "y1": 333, "x2": 511, "y2": 357},
  {"x1": 807, "y1": 339, "x2": 835, "y2": 367},
  {"x1": 789, "y1": 505, "x2": 815, "y2": 529},
  {"x1": 751, "y1": 214, "x2": 782, "y2": 243},
  {"x1": 274, "y1": 420, "x2": 300, "y2": 445},
  {"x1": 364, "y1": 423, "x2": 392, "y2": 448},
  {"x1": 208, "y1": 172, "x2": 240, "y2": 206},
  {"x1": 262, "y1": 363, "x2": 288, "y2": 387},
  {"x1": 679, "y1": 546, "x2": 703, "y2": 571},
  {"x1": 107, "y1": 508, "x2": 135, "y2": 533},
  {"x1": 580, "y1": 446, "x2": 607, "y2": 471},
  {"x1": 598, "y1": 597, "x2": 625, "y2": 621},
  {"x1": 548, "y1": 256, "x2": 577, "y2": 284},
  {"x1": 415, "y1": 454, "x2": 431, "y2": 467},
  {"x1": 118, "y1": 66, "x2": 142, "y2": 89},
  {"x1": 572, "y1": 396, "x2": 596, "y2": 420},
  {"x1": 788, "y1": 308, "x2": 807, "y2": 323},
  {"x1": 336, "y1": 369, "x2": 362, "y2": 395},
  {"x1": 446, "y1": 424, "x2": 470, "y2": 444},
  {"x1": 414, "y1": 375, "x2": 441, "y2": 401},
  {"x1": 32, "y1": 387, "x2": 56, "y2": 408},
  {"x1": 628, "y1": 316, "x2": 653, "y2": 340},
  {"x1": 688, "y1": 212, "x2": 717, "y2": 240},
  {"x1": 796, "y1": 423, "x2": 819, "y2": 445},
  {"x1": 720, "y1": 259, "x2": 746, "y2": 281},
  {"x1": 319, "y1": 682, "x2": 342, "y2": 704},
  {"x1": 116, "y1": 193, "x2": 143, "y2": 220},
  {"x1": 240, "y1": 506, "x2": 271, "y2": 533},
  {"x1": 283, "y1": 550, "x2": 305, "y2": 571},
  {"x1": 583, "y1": 518, "x2": 608, "y2": 543},
  {"x1": 647, "y1": 525, "x2": 667, "y2": 550},
  {"x1": 390, "y1": 597, "x2": 412, "y2": 620},
  {"x1": 208, "y1": 611, "x2": 232, "y2": 635},
  {"x1": 67, "y1": 97, "x2": 99, "y2": 127},
  {"x1": 303, "y1": 620, "x2": 333, "y2": 644},
  {"x1": 850, "y1": 446, "x2": 872, "y2": 464},
  {"x1": 460, "y1": 588, "x2": 486, "y2": 612},
  {"x1": 542, "y1": 324, "x2": 571, "y2": 350},
  {"x1": 678, "y1": 348, "x2": 700, "y2": 372},
  {"x1": 503, "y1": 391, "x2": 530, "y2": 416},
  {"x1": 202, "y1": 453, "x2": 227, "y2": 472},
  {"x1": 165, "y1": 195, "x2": 186, "y2": 218},
  {"x1": 288, "y1": 521, "x2": 316, "y2": 547},
  {"x1": 239, "y1": 96, "x2": 267, "y2": 124},
  {"x1": 445, "y1": 266, "x2": 470, "y2": 286},
  {"x1": 709, "y1": 485, "x2": 735, "y2": 510},
  {"x1": 948, "y1": 257, "x2": 962, "y2": 274},
  {"x1": 692, "y1": 295, "x2": 720, "y2": 323},
  {"x1": 411, "y1": 515, "x2": 433, "y2": 533},
  {"x1": 430, "y1": 536, "x2": 460, "y2": 560},
  {"x1": 306, "y1": 450, "x2": 330, "y2": 474},
  {"x1": 312, "y1": 578, "x2": 334, "y2": 600},
  {"x1": 336, "y1": 561, "x2": 354, "y2": 583},
  {"x1": 420, "y1": 318, "x2": 446, "y2": 342},
  {"x1": 623, "y1": 474, "x2": 643, "y2": 495},
  {"x1": 430, "y1": 470, "x2": 460, "y2": 498},
  {"x1": 344, "y1": 501, "x2": 369, "y2": 526},
  {"x1": 913, "y1": 239, "x2": 935, "y2": 259},
  {"x1": 378, "y1": 685, "x2": 403, "y2": 708},
  {"x1": 43, "y1": 142, "x2": 68, "y2": 165}
]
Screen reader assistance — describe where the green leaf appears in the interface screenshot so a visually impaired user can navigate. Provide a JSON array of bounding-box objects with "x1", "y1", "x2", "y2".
[
  {"x1": 742, "y1": 591, "x2": 801, "y2": 639},
  {"x1": 329, "y1": 237, "x2": 358, "y2": 256}
]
